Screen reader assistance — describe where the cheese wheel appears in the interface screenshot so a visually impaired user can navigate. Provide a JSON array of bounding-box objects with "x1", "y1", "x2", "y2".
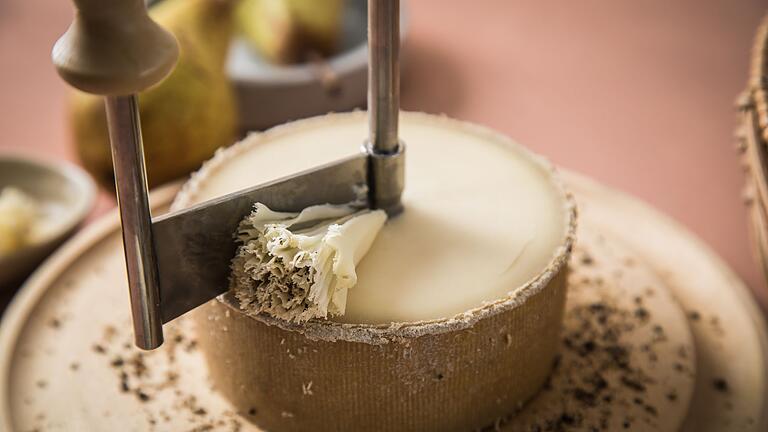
[{"x1": 175, "y1": 112, "x2": 576, "y2": 431}]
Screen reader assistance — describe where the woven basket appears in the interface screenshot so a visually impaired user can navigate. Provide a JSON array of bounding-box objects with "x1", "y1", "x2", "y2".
[{"x1": 738, "y1": 13, "x2": 768, "y2": 282}]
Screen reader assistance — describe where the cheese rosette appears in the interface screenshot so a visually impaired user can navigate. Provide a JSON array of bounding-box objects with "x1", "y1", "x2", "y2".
[{"x1": 230, "y1": 203, "x2": 387, "y2": 322}]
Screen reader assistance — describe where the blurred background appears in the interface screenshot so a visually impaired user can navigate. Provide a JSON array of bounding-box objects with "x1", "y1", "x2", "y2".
[{"x1": 0, "y1": 0, "x2": 766, "y2": 313}]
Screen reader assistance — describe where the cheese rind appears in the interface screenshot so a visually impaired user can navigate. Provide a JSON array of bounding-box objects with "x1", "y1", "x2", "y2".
[{"x1": 231, "y1": 203, "x2": 387, "y2": 322}]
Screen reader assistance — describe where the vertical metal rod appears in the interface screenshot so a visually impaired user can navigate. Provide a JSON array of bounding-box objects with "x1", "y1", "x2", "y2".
[
  {"x1": 104, "y1": 95, "x2": 163, "y2": 350},
  {"x1": 368, "y1": 0, "x2": 400, "y2": 155}
]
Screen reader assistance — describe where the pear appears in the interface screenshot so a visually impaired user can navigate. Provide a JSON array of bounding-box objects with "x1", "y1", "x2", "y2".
[
  {"x1": 236, "y1": 0, "x2": 343, "y2": 64},
  {"x1": 70, "y1": 0, "x2": 238, "y2": 190}
]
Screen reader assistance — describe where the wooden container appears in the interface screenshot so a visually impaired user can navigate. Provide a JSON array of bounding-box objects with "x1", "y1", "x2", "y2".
[
  {"x1": 174, "y1": 112, "x2": 576, "y2": 431},
  {"x1": 740, "y1": 13, "x2": 768, "y2": 282}
]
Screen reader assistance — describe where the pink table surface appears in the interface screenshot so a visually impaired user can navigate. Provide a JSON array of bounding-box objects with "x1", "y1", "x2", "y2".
[{"x1": 1, "y1": 0, "x2": 766, "y2": 310}]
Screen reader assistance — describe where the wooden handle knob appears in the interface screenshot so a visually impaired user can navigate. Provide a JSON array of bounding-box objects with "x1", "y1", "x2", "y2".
[{"x1": 52, "y1": 0, "x2": 179, "y2": 95}]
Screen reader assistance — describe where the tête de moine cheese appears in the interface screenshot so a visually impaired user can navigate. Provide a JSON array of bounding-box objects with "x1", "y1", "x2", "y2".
[{"x1": 179, "y1": 112, "x2": 569, "y2": 324}]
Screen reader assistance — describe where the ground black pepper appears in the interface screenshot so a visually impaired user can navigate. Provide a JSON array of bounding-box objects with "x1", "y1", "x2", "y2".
[
  {"x1": 83, "y1": 318, "x2": 245, "y2": 431},
  {"x1": 713, "y1": 378, "x2": 730, "y2": 394},
  {"x1": 483, "y1": 237, "x2": 694, "y2": 431}
]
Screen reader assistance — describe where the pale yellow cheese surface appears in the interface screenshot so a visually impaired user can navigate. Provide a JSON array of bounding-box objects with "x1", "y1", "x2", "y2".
[
  {"x1": 0, "y1": 187, "x2": 39, "y2": 256},
  {"x1": 183, "y1": 112, "x2": 567, "y2": 324}
]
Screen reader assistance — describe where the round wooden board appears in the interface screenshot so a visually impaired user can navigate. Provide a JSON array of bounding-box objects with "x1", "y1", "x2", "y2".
[
  {"x1": 568, "y1": 173, "x2": 768, "y2": 432},
  {"x1": 507, "y1": 224, "x2": 695, "y2": 431},
  {"x1": 0, "y1": 173, "x2": 765, "y2": 431}
]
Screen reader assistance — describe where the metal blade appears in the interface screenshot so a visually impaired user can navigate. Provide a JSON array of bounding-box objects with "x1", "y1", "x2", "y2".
[{"x1": 152, "y1": 153, "x2": 368, "y2": 323}]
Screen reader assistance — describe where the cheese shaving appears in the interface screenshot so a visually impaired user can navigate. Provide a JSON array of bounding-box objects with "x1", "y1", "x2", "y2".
[{"x1": 230, "y1": 203, "x2": 386, "y2": 322}]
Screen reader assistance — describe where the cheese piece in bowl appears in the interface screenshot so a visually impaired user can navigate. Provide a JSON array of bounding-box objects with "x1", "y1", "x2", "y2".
[{"x1": 0, "y1": 187, "x2": 39, "y2": 257}]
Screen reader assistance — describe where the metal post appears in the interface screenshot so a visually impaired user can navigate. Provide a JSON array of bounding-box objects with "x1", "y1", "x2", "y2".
[
  {"x1": 368, "y1": 0, "x2": 400, "y2": 154},
  {"x1": 104, "y1": 95, "x2": 163, "y2": 350},
  {"x1": 366, "y1": 0, "x2": 404, "y2": 214}
]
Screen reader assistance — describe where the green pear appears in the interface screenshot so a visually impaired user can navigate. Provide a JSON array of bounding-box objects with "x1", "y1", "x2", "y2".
[
  {"x1": 236, "y1": 0, "x2": 343, "y2": 64},
  {"x1": 70, "y1": 0, "x2": 238, "y2": 190}
]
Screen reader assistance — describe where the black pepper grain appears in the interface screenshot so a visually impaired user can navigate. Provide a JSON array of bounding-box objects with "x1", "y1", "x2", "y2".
[
  {"x1": 136, "y1": 391, "x2": 151, "y2": 402},
  {"x1": 713, "y1": 378, "x2": 730, "y2": 393}
]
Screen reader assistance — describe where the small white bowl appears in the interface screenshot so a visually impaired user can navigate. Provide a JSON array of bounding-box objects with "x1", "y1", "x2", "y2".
[
  {"x1": 0, "y1": 156, "x2": 96, "y2": 288},
  {"x1": 228, "y1": 1, "x2": 408, "y2": 131}
]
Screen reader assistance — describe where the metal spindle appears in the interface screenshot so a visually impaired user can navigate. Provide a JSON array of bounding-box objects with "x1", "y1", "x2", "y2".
[
  {"x1": 366, "y1": 0, "x2": 405, "y2": 214},
  {"x1": 104, "y1": 95, "x2": 164, "y2": 350}
]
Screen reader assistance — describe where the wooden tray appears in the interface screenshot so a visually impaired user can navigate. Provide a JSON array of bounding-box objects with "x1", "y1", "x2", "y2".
[{"x1": 1, "y1": 173, "x2": 765, "y2": 431}]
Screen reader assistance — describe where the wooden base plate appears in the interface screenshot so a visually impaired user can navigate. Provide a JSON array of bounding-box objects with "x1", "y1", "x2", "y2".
[{"x1": 0, "y1": 173, "x2": 765, "y2": 431}]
